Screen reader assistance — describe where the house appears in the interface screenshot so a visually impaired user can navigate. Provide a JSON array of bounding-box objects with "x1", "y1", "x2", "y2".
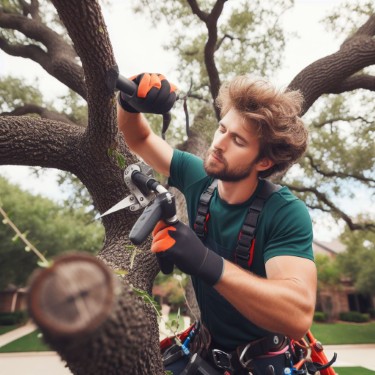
[
  {"x1": 313, "y1": 239, "x2": 374, "y2": 320},
  {"x1": 0, "y1": 286, "x2": 27, "y2": 313}
]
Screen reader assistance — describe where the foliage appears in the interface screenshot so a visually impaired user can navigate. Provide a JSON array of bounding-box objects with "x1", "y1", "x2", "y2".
[
  {"x1": 339, "y1": 311, "x2": 370, "y2": 323},
  {"x1": 0, "y1": 311, "x2": 28, "y2": 325},
  {"x1": 336, "y1": 225, "x2": 375, "y2": 293},
  {"x1": 154, "y1": 272, "x2": 188, "y2": 313},
  {"x1": 57, "y1": 90, "x2": 88, "y2": 126},
  {"x1": 0, "y1": 76, "x2": 44, "y2": 112},
  {"x1": 313, "y1": 311, "x2": 328, "y2": 323},
  {"x1": 323, "y1": 0, "x2": 375, "y2": 37},
  {"x1": 315, "y1": 254, "x2": 341, "y2": 290},
  {"x1": 0, "y1": 176, "x2": 104, "y2": 289},
  {"x1": 283, "y1": 90, "x2": 375, "y2": 232}
]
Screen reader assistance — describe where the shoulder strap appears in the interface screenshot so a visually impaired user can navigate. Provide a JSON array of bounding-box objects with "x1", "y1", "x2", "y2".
[
  {"x1": 193, "y1": 179, "x2": 281, "y2": 270},
  {"x1": 194, "y1": 179, "x2": 218, "y2": 239},
  {"x1": 235, "y1": 180, "x2": 281, "y2": 269}
]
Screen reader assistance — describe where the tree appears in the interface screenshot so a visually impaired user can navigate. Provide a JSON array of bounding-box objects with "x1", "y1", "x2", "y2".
[
  {"x1": 0, "y1": 0, "x2": 374, "y2": 374},
  {"x1": 0, "y1": 176, "x2": 103, "y2": 289},
  {"x1": 337, "y1": 221, "x2": 375, "y2": 294}
]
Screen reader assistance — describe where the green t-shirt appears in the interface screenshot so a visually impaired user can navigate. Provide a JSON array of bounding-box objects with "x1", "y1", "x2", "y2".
[{"x1": 168, "y1": 149, "x2": 314, "y2": 350}]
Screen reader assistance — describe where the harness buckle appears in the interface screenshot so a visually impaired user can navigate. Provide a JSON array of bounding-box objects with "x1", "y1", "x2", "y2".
[
  {"x1": 238, "y1": 342, "x2": 254, "y2": 369},
  {"x1": 212, "y1": 349, "x2": 233, "y2": 370}
]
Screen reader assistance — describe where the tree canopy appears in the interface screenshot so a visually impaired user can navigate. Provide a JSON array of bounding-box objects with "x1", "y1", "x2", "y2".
[
  {"x1": 0, "y1": 176, "x2": 104, "y2": 289},
  {"x1": 0, "y1": 0, "x2": 374, "y2": 373}
]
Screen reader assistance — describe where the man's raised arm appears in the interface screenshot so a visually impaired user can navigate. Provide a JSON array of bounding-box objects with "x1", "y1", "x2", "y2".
[{"x1": 116, "y1": 73, "x2": 176, "y2": 177}]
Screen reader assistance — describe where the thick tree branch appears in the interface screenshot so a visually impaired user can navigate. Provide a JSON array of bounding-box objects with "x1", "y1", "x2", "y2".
[
  {"x1": 186, "y1": 0, "x2": 209, "y2": 22},
  {"x1": 289, "y1": 184, "x2": 375, "y2": 231},
  {"x1": 1, "y1": 104, "x2": 79, "y2": 125},
  {"x1": 0, "y1": 36, "x2": 48, "y2": 62},
  {"x1": 0, "y1": 8, "x2": 86, "y2": 98},
  {"x1": 289, "y1": 14, "x2": 375, "y2": 114},
  {"x1": 330, "y1": 74, "x2": 375, "y2": 94},
  {"x1": 187, "y1": 0, "x2": 227, "y2": 119},
  {"x1": 50, "y1": 0, "x2": 117, "y2": 144},
  {"x1": 19, "y1": 0, "x2": 41, "y2": 20}
]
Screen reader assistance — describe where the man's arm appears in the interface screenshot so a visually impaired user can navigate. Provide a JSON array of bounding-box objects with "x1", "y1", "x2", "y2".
[
  {"x1": 117, "y1": 104, "x2": 173, "y2": 177},
  {"x1": 215, "y1": 256, "x2": 317, "y2": 340}
]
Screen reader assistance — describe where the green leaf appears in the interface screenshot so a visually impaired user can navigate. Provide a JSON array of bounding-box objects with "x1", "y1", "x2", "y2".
[
  {"x1": 132, "y1": 287, "x2": 161, "y2": 316},
  {"x1": 113, "y1": 269, "x2": 128, "y2": 277},
  {"x1": 11, "y1": 234, "x2": 19, "y2": 242},
  {"x1": 37, "y1": 259, "x2": 52, "y2": 268},
  {"x1": 116, "y1": 153, "x2": 126, "y2": 169}
]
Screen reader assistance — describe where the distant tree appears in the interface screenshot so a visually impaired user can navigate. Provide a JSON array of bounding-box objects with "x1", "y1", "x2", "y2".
[
  {"x1": 0, "y1": 176, "x2": 104, "y2": 289},
  {"x1": 337, "y1": 221, "x2": 375, "y2": 294}
]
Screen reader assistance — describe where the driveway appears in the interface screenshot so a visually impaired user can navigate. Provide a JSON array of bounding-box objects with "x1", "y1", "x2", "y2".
[{"x1": 325, "y1": 344, "x2": 375, "y2": 371}]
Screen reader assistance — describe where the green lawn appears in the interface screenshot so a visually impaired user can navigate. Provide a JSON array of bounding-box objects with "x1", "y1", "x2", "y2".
[
  {"x1": 311, "y1": 322, "x2": 375, "y2": 345},
  {"x1": 334, "y1": 367, "x2": 375, "y2": 375},
  {"x1": 0, "y1": 330, "x2": 50, "y2": 353}
]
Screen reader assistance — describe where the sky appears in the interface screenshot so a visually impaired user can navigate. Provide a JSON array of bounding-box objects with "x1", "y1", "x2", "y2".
[{"x1": 0, "y1": 0, "x2": 362, "y2": 241}]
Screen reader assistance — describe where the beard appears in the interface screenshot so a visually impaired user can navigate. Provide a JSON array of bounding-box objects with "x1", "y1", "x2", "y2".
[{"x1": 203, "y1": 149, "x2": 255, "y2": 182}]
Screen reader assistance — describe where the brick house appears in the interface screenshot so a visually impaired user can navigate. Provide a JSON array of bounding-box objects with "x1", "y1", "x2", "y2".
[
  {"x1": 0, "y1": 286, "x2": 27, "y2": 313},
  {"x1": 313, "y1": 240, "x2": 374, "y2": 320}
]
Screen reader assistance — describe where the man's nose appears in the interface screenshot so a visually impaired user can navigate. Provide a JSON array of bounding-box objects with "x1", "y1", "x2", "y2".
[{"x1": 213, "y1": 132, "x2": 227, "y2": 151}]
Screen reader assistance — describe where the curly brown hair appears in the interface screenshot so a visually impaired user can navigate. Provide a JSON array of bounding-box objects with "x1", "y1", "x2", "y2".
[{"x1": 216, "y1": 75, "x2": 308, "y2": 178}]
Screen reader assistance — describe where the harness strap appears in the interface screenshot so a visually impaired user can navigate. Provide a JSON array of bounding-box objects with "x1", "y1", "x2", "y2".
[
  {"x1": 235, "y1": 180, "x2": 280, "y2": 269},
  {"x1": 194, "y1": 179, "x2": 218, "y2": 239},
  {"x1": 194, "y1": 179, "x2": 280, "y2": 269}
]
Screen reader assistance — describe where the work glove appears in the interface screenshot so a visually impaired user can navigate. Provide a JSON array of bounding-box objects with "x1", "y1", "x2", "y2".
[
  {"x1": 151, "y1": 221, "x2": 224, "y2": 286},
  {"x1": 118, "y1": 73, "x2": 177, "y2": 114}
]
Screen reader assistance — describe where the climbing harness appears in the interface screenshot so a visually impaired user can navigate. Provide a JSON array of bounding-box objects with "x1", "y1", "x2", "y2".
[{"x1": 194, "y1": 179, "x2": 280, "y2": 269}]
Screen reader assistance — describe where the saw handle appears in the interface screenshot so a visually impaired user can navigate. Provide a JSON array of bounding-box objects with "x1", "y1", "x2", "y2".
[
  {"x1": 129, "y1": 193, "x2": 178, "y2": 245},
  {"x1": 115, "y1": 74, "x2": 137, "y2": 96}
]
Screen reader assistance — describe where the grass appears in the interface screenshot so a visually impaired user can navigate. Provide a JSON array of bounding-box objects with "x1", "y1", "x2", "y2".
[
  {"x1": 0, "y1": 330, "x2": 50, "y2": 353},
  {"x1": 311, "y1": 322, "x2": 375, "y2": 345},
  {"x1": 334, "y1": 367, "x2": 375, "y2": 375}
]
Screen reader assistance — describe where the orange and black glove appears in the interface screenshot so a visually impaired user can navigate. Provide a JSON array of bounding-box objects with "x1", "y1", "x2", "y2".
[
  {"x1": 118, "y1": 73, "x2": 177, "y2": 114},
  {"x1": 151, "y1": 221, "x2": 224, "y2": 286}
]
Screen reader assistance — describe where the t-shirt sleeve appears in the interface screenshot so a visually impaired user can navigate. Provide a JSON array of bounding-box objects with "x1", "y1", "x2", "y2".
[
  {"x1": 263, "y1": 198, "x2": 314, "y2": 262},
  {"x1": 168, "y1": 149, "x2": 207, "y2": 192}
]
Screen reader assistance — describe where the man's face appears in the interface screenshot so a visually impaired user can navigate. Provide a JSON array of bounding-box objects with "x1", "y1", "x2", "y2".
[{"x1": 204, "y1": 108, "x2": 263, "y2": 182}]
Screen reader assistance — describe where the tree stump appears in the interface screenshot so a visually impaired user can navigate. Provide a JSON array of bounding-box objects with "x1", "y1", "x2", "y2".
[{"x1": 28, "y1": 252, "x2": 116, "y2": 339}]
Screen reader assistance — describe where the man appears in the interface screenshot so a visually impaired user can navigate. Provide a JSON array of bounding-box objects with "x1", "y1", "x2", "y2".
[{"x1": 117, "y1": 73, "x2": 317, "y2": 374}]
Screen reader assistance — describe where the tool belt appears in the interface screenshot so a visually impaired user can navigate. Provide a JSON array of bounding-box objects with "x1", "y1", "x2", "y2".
[
  {"x1": 207, "y1": 334, "x2": 287, "y2": 374},
  {"x1": 163, "y1": 322, "x2": 289, "y2": 374}
]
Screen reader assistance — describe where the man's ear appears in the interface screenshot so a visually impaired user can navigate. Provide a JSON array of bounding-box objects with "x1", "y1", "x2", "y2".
[{"x1": 256, "y1": 157, "x2": 274, "y2": 172}]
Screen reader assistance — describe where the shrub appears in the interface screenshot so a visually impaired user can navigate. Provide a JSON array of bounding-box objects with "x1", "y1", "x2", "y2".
[
  {"x1": 0, "y1": 311, "x2": 28, "y2": 325},
  {"x1": 314, "y1": 311, "x2": 328, "y2": 322},
  {"x1": 339, "y1": 311, "x2": 370, "y2": 323},
  {"x1": 367, "y1": 308, "x2": 375, "y2": 319}
]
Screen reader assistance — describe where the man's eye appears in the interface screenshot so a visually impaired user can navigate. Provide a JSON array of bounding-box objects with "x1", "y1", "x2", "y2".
[{"x1": 234, "y1": 137, "x2": 245, "y2": 146}]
